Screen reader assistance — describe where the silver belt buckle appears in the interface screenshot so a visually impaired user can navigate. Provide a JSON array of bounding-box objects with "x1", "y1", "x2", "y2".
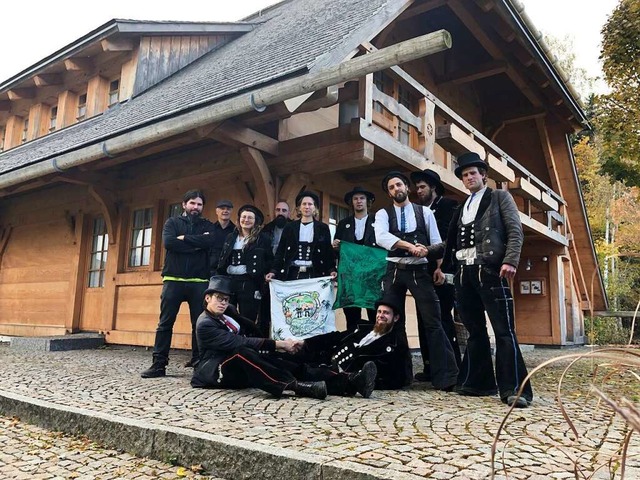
[{"x1": 299, "y1": 266, "x2": 307, "y2": 273}]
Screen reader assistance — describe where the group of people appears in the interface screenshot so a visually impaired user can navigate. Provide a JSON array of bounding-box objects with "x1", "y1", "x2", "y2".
[{"x1": 141, "y1": 150, "x2": 533, "y2": 408}]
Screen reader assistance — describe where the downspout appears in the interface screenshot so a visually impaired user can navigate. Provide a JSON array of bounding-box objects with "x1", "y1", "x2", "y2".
[{"x1": 0, "y1": 29, "x2": 452, "y2": 191}]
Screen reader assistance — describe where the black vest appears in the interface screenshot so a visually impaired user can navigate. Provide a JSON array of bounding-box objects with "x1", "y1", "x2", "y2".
[
  {"x1": 386, "y1": 203, "x2": 430, "y2": 258},
  {"x1": 456, "y1": 216, "x2": 477, "y2": 250}
]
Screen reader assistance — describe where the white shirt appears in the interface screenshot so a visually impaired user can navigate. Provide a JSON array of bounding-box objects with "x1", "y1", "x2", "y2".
[
  {"x1": 227, "y1": 236, "x2": 248, "y2": 275},
  {"x1": 293, "y1": 221, "x2": 314, "y2": 267},
  {"x1": 354, "y1": 215, "x2": 368, "y2": 241},
  {"x1": 461, "y1": 187, "x2": 486, "y2": 224},
  {"x1": 356, "y1": 330, "x2": 385, "y2": 347},
  {"x1": 374, "y1": 204, "x2": 442, "y2": 264}
]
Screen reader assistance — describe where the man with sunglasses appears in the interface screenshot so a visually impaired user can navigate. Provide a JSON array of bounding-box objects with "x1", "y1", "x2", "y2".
[{"x1": 191, "y1": 276, "x2": 377, "y2": 399}]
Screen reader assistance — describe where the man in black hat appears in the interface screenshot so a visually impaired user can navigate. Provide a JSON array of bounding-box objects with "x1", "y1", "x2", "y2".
[
  {"x1": 191, "y1": 276, "x2": 378, "y2": 399},
  {"x1": 332, "y1": 186, "x2": 378, "y2": 330},
  {"x1": 287, "y1": 295, "x2": 410, "y2": 390},
  {"x1": 262, "y1": 201, "x2": 292, "y2": 255},
  {"x1": 444, "y1": 151, "x2": 533, "y2": 408},
  {"x1": 266, "y1": 191, "x2": 336, "y2": 281},
  {"x1": 141, "y1": 189, "x2": 217, "y2": 378},
  {"x1": 410, "y1": 169, "x2": 462, "y2": 380},
  {"x1": 209, "y1": 199, "x2": 235, "y2": 275},
  {"x1": 374, "y1": 172, "x2": 459, "y2": 391}
]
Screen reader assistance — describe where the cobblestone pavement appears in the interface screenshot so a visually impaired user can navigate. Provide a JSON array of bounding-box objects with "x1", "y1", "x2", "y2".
[
  {"x1": 0, "y1": 343, "x2": 637, "y2": 479},
  {"x1": 0, "y1": 414, "x2": 222, "y2": 479}
]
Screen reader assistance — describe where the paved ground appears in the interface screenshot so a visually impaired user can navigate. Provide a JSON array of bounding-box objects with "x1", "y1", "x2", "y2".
[
  {"x1": 0, "y1": 414, "x2": 222, "y2": 479},
  {"x1": 0, "y1": 343, "x2": 637, "y2": 479}
]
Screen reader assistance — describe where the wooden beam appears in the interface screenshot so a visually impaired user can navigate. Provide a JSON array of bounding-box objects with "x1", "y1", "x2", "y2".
[
  {"x1": 435, "y1": 123, "x2": 486, "y2": 158},
  {"x1": 486, "y1": 153, "x2": 515, "y2": 183},
  {"x1": 66, "y1": 211, "x2": 86, "y2": 333},
  {"x1": 64, "y1": 58, "x2": 94, "y2": 72},
  {"x1": 508, "y1": 177, "x2": 541, "y2": 202},
  {"x1": 100, "y1": 38, "x2": 134, "y2": 52},
  {"x1": 272, "y1": 139, "x2": 374, "y2": 176},
  {"x1": 0, "y1": 101, "x2": 10, "y2": 112},
  {"x1": 397, "y1": 0, "x2": 447, "y2": 22},
  {"x1": 372, "y1": 84, "x2": 422, "y2": 131},
  {"x1": 279, "y1": 173, "x2": 310, "y2": 215},
  {"x1": 209, "y1": 120, "x2": 279, "y2": 156},
  {"x1": 438, "y1": 60, "x2": 507, "y2": 85},
  {"x1": 88, "y1": 186, "x2": 119, "y2": 245},
  {"x1": 447, "y1": 0, "x2": 543, "y2": 107},
  {"x1": 33, "y1": 74, "x2": 63, "y2": 87},
  {"x1": 475, "y1": 0, "x2": 495, "y2": 12},
  {"x1": 7, "y1": 88, "x2": 35, "y2": 100},
  {"x1": 0, "y1": 225, "x2": 13, "y2": 265},
  {"x1": 418, "y1": 97, "x2": 436, "y2": 161},
  {"x1": 240, "y1": 147, "x2": 276, "y2": 218}
]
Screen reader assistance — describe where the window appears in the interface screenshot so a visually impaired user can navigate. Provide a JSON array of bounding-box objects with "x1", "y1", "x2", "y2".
[
  {"x1": 129, "y1": 208, "x2": 153, "y2": 267},
  {"x1": 108, "y1": 79, "x2": 120, "y2": 107},
  {"x1": 399, "y1": 120, "x2": 411, "y2": 146},
  {"x1": 21, "y1": 118, "x2": 29, "y2": 143},
  {"x1": 167, "y1": 202, "x2": 183, "y2": 218},
  {"x1": 77, "y1": 93, "x2": 87, "y2": 121},
  {"x1": 397, "y1": 85, "x2": 413, "y2": 146},
  {"x1": 49, "y1": 106, "x2": 58, "y2": 132},
  {"x1": 373, "y1": 71, "x2": 387, "y2": 114},
  {"x1": 88, "y1": 218, "x2": 109, "y2": 287},
  {"x1": 328, "y1": 203, "x2": 349, "y2": 240}
]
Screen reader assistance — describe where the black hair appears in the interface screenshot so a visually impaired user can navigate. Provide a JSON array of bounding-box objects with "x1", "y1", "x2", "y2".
[{"x1": 183, "y1": 189, "x2": 206, "y2": 205}]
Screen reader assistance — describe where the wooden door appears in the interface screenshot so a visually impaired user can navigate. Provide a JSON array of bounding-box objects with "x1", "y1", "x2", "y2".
[{"x1": 79, "y1": 216, "x2": 108, "y2": 332}]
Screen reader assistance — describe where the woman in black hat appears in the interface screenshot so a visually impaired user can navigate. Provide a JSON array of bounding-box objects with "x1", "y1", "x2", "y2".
[
  {"x1": 266, "y1": 191, "x2": 337, "y2": 281},
  {"x1": 218, "y1": 205, "x2": 272, "y2": 331}
]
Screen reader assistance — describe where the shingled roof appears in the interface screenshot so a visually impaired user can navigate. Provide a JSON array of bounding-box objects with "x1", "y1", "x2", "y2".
[{"x1": 0, "y1": 0, "x2": 398, "y2": 176}]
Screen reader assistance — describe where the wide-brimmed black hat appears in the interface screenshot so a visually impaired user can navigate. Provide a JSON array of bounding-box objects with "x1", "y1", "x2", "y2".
[
  {"x1": 454, "y1": 152, "x2": 487, "y2": 179},
  {"x1": 344, "y1": 186, "x2": 375, "y2": 205},
  {"x1": 374, "y1": 296, "x2": 402, "y2": 316},
  {"x1": 237, "y1": 204, "x2": 264, "y2": 226},
  {"x1": 204, "y1": 276, "x2": 233, "y2": 296},
  {"x1": 381, "y1": 171, "x2": 410, "y2": 193},
  {"x1": 295, "y1": 190, "x2": 320, "y2": 207},
  {"x1": 410, "y1": 169, "x2": 444, "y2": 196}
]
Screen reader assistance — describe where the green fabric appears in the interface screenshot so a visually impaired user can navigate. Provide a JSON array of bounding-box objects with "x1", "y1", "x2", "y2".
[
  {"x1": 333, "y1": 241, "x2": 387, "y2": 310},
  {"x1": 162, "y1": 276, "x2": 209, "y2": 283}
]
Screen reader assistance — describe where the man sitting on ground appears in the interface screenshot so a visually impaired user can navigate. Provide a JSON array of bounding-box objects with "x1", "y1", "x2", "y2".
[{"x1": 190, "y1": 276, "x2": 377, "y2": 399}]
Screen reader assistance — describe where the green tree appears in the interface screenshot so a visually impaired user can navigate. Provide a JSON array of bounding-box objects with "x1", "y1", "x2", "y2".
[{"x1": 595, "y1": 0, "x2": 640, "y2": 186}]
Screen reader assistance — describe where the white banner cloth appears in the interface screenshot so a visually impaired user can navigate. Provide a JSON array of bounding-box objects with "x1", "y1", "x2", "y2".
[{"x1": 269, "y1": 276, "x2": 336, "y2": 340}]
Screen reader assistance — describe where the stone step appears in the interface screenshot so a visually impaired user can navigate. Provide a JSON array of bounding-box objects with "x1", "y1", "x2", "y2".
[{"x1": 9, "y1": 333, "x2": 104, "y2": 351}]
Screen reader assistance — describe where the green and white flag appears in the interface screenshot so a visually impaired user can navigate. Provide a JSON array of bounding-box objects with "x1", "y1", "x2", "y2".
[{"x1": 333, "y1": 241, "x2": 387, "y2": 310}]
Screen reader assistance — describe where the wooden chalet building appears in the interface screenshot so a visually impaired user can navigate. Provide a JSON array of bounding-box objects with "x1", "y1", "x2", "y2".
[{"x1": 0, "y1": 0, "x2": 606, "y2": 349}]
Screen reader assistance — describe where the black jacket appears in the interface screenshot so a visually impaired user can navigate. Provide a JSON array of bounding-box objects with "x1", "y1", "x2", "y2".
[
  {"x1": 429, "y1": 195, "x2": 458, "y2": 240},
  {"x1": 209, "y1": 221, "x2": 236, "y2": 274},
  {"x1": 300, "y1": 325, "x2": 409, "y2": 389},
  {"x1": 270, "y1": 220, "x2": 337, "y2": 279},
  {"x1": 217, "y1": 230, "x2": 273, "y2": 279},
  {"x1": 445, "y1": 188, "x2": 523, "y2": 270},
  {"x1": 161, "y1": 215, "x2": 217, "y2": 280},
  {"x1": 334, "y1": 214, "x2": 377, "y2": 247},
  {"x1": 191, "y1": 308, "x2": 271, "y2": 388}
]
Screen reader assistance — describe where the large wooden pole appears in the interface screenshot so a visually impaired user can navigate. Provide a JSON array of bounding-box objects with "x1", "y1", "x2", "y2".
[{"x1": 0, "y1": 30, "x2": 452, "y2": 190}]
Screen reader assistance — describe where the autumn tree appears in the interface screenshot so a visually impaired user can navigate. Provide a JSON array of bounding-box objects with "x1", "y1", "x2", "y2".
[{"x1": 595, "y1": 0, "x2": 640, "y2": 186}]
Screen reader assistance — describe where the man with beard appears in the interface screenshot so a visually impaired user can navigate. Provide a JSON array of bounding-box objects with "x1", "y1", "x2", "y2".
[
  {"x1": 332, "y1": 186, "x2": 378, "y2": 330},
  {"x1": 445, "y1": 152, "x2": 532, "y2": 408},
  {"x1": 191, "y1": 276, "x2": 378, "y2": 399},
  {"x1": 374, "y1": 172, "x2": 458, "y2": 391},
  {"x1": 410, "y1": 169, "x2": 461, "y2": 381},
  {"x1": 142, "y1": 190, "x2": 217, "y2": 378},
  {"x1": 209, "y1": 199, "x2": 235, "y2": 275},
  {"x1": 287, "y1": 295, "x2": 410, "y2": 390},
  {"x1": 262, "y1": 201, "x2": 292, "y2": 255}
]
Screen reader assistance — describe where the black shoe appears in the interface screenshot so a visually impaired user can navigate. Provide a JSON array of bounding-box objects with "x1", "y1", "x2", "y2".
[
  {"x1": 349, "y1": 361, "x2": 377, "y2": 398},
  {"x1": 505, "y1": 395, "x2": 530, "y2": 408},
  {"x1": 141, "y1": 363, "x2": 166, "y2": 378},
  {"x1": 294, "y1": 381, "x2": 327, "y2": 400},
  {"x1": 457, "y1": 386, "x2": 497, "y2": 397},
  {"x1": 184, "y1": 359, "x2": 199, "y2": 368},
  {"x1": 414, "y1": 371, "x2": 431, "y2": 382}
]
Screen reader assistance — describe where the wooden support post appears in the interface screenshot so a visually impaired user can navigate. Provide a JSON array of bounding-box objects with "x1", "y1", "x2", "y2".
[
  {"x1": 279, "y1": 173, "x2": 310, "y2": 215},
  {"x1": 358, "y1": 74, "x2": 373, "y2": 124},
  {"x1": 419, "y1": 97, "x2": 436, "y2": 162},
  {"x1": 66, "y1": 212, "x2": 86, "y2": 333},
  {"x1": 240, "y1": 147, "x2": 276, "y2": 219},
  {"x1": 0, "y1": 225, "x2": 13, "y2": 267},
  {"x1": 88, "y1": 186, "x2": 119, "y2": 245}
]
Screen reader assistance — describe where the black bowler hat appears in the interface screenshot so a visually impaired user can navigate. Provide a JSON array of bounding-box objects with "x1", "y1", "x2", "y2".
[
  {"x1": 374, "y1": 296, "x2": 402, "y2": 316},
  {"x1": 381, "y1": 171, "x2": 410, "y2": 193},
  {"x1": 295, "y1": 190, "x2": 320, "y2": 207},
  {"x1": 204, "y1": 275, "x2": 233, "y2": 296},
  {"x1": 237, "y1": 204, "x2": 265, "y2": 226},
  {"x1": 410, "y1": 169, "x2": 444, "y2": 196},
  {"x1": 454, "y1": 152, "x2": 487, "y2": 179},
  {"x1": 344, "y1": 186, "x2": 375, "y2": 205}
]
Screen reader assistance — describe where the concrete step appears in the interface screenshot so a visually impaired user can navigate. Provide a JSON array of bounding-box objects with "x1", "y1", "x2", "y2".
[{"x1": 9, "y1": 333, "x2": 104, "y2": 351}]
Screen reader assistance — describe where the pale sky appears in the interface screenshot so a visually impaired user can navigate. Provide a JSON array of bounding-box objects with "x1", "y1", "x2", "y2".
[{"x1": 0, "y1": 0, "x2": 618, "y2": 95}]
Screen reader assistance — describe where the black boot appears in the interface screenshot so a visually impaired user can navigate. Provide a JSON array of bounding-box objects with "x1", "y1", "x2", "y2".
[
  {"x1": 294, "y1": 381, "x2": 327, "y2": 400},
  {"x1": 348, "y1": 361, "x2": 377, "y2": 398},
  {"x1": 141, "y1": 361, "x2": 166, "y2": 378}
]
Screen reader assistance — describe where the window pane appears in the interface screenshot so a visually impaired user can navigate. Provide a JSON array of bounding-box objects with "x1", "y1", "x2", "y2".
[{"x1": 142, "y1": 246, "x2": 151, "y2": 266}]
